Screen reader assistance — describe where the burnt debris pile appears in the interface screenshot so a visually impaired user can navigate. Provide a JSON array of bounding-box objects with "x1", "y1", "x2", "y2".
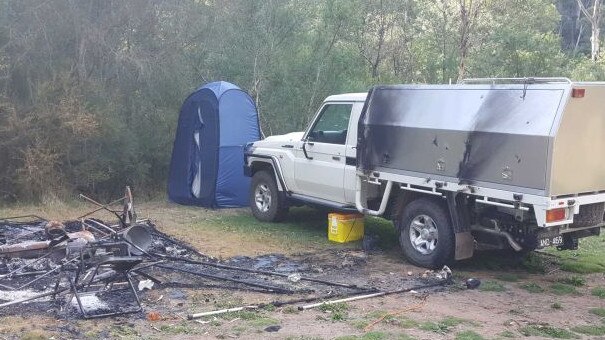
[{"x1": 0, "y1": 187, "x2": 450, "y2": 320}]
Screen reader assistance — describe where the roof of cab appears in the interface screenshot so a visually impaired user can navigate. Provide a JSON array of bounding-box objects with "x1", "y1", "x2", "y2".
[{"x1": 324, "y1": 92, "x2": 367, "y2": 102}]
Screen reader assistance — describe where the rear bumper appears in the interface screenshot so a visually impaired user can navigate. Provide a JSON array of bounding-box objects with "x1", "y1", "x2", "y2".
[{"x1": 537, "y1": 193, "x2": 605, "y2": 227}]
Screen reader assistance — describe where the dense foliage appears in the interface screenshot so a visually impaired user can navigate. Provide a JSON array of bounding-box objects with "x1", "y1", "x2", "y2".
[{"x1": 0, "y1": 0, "x2": 603, "y2": 201}]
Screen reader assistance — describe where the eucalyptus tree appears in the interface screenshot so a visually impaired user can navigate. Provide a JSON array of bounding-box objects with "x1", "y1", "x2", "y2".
[{"x1": 576, "y1": 0, "x2": 603, "y2": 61}]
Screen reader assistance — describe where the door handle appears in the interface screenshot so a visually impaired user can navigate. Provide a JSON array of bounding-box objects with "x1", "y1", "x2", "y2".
[
  {"x1": 332, "y1": 156, "x2": 341, "y2": 161},
  {"x1": 281, "y1": 144, "x2": 294, "y2": 148}
]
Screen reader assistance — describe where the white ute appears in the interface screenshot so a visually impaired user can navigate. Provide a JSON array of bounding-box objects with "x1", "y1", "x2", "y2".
[{"x1": 244, "y1": 78, "x2": 605, "y2": 268}]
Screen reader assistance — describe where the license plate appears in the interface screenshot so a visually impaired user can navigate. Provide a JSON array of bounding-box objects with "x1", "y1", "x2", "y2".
[{"x1": 537, "y1": 234, "x2": 564, "y2": 248}]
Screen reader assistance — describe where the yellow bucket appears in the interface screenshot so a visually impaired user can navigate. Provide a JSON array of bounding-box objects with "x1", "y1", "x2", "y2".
[{"x1": 328, "y1": 213, "x2": 365, "y2": 243}]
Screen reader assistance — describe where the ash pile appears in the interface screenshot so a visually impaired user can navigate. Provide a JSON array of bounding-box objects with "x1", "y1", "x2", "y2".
[{"x1": 0, "y1": 188, "x2": 451, "y2": 320}]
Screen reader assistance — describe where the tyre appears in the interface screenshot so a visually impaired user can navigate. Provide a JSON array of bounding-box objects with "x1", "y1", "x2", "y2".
[
  {"x1": 397, "y1": 197, "x2": 455, "y2": 269},
  {"x1": 250, "y1": 170, "x2": 288, "y2": 222}
]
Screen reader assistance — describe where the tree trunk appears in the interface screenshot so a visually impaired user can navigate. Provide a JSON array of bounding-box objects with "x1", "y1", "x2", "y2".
[
  {"x1": 457, "y1": 0, "x2": 472, "y2": 82},
  {"x1": 577, "y1": 0, "x2": 602, "y2": 61},
  {"x1": 371, "y1": 0, "x2": 386, "y2": 80},
  {"x1": 592, "y1": 25, "x2": 601, "y2": 60},
  {"x1": 591, "y1": 0, "x2": 602, "y2": 60}
]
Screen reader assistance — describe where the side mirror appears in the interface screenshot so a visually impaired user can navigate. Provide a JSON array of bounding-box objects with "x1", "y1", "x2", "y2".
[{"x1": 302, "y1": 140, "x2": 313, "y2": 160}]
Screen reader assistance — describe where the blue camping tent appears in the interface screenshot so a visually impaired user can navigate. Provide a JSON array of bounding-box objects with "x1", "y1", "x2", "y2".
[{"x1": 168, "y1": 81, "x2": 261, "y2": 208}]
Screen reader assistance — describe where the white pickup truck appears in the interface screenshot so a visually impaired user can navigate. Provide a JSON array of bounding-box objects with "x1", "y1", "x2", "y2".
[{"x1": 244, "y1": 78, "x2": 605, "y2": 268}]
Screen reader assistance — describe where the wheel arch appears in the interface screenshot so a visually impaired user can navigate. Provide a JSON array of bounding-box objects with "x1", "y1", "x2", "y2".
[
  {"x1": 391, "y1": 191, "x2": 446, "y2": 232},
  {"x1": 391, "y1": 190, "x2": 474, "y2": 261},
  {"x1": 249, "y1": 168, "x2": 289, "y2": 222},
  {"x1": 248, "y1": 157, "x2": 288, "y2": 192}
]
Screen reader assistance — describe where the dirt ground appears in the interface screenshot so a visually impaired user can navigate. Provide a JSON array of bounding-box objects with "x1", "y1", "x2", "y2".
[{"x1": 0, "y1": 201, "x2": 604, "y2": 339}]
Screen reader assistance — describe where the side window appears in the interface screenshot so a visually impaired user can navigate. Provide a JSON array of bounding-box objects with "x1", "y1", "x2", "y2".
[{"x1": 307, "y1": 104, "x2": 353, "y2": 145}]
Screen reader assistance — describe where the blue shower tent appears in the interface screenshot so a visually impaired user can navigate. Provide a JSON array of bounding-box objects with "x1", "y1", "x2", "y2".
[{"x1": 168, "y1": 81, "x2": 261, "y2": 208}]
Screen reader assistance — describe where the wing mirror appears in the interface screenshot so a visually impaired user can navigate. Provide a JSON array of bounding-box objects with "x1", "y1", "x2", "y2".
[{"x1": 302, "y1": 139, "x2": 313, "y2": 160}]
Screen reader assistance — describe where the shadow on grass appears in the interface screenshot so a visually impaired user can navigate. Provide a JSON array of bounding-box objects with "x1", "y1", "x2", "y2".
[
  {"x1": 547, "y1": 234, "x2": 605, "y2": 274},
  {"x1": 455, "y1": 233, "x2": 605, "y2": 275},
  {"x1": 453, "y1": 250, "x2": 547, "y2": 274},
  {"x1": 207, "y1": 207, "x2": 329, "y2": 245},
  {"x1": 201, "y1": 207, "x2": 399, "y2": 251},
  {"x1": 204, "y1": 205, "x2": 605, "y2": 275}
]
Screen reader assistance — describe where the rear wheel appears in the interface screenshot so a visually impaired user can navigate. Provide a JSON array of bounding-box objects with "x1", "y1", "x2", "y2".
[
  {"x1": 397, "y1": 198, "x2": 455, "y2": 269},
  {"x1": 250, "y1": 170, "x2": 288, "y2": 222}
]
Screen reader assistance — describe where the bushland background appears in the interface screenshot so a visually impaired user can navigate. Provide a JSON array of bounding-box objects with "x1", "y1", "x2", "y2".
[{"x1": 0, "y1": 0, "x2": 603, "y2": 202}]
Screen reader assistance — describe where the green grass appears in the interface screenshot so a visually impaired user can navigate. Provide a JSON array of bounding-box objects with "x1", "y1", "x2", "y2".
[
  {"x1": 551, "y1": 234, "x2": 605, "y2": 274},
  {"x1": 520, "y1": 282, "x2": 545, "y2": 293},
  {"x1": 591, "y1": 286, "x2": 605, "y2": 298},
  {"x1": 282, "y1": 306, "x2": 299, "y2": 314},
  {"x1": 499, "y1": 330, "x2": 516, "y2": 338},
  {"x1": 419, "y1": 317, "x2": 467, "y2": 334},
  {"x1": 219, "y1": 310, "x2": 262, "y2": 320},
  {"x1": 519, "y1": 325, "x2": 578, "y2": 339},
  {"x1": 364, "y1": 216, "x2": 399, "y2": 250},
  {"x1": 203, "y1": 208, "x2": 333, "y2": 248},
  {"x1": 557, "y1": 276, "x2": 586, "y2": 287},
  {"x1": 560, "y1": 260, "x2": 605, "y2": 273},
  {"x1": 158, "y1": 322, "x2": 201, "y2": 335},
  {"x1": 110, "y1": 325, "x2": 139, "y2": 338},
  {"x1": 589, "y1": 307, "x2": 605, "y2": 317},
  {"x1": 394, "y1": 317, "x2": 419, "y2": 329},
  {"x1": 318, "y1": 302, "x2": 350, "y2": 321},
  {"x1": 549, "y1": 283, "x2": 580, "y2": 296},
  {"x1": 202, "y1": 207, "x2": 398, "y2": 251},
  {"x1": 22, "y1": 331, "x2": 53, "y2": 340},
  {"x1": 479, "y1": 280, "x2": 507, "y2": 292},
  {"x1": 570, "y1": 325, "x2": 605, "y2": 336},
  {"x1": 551, "y1": 302, "x2": 563, "y2": 309},
  {"x1": 455, "y1": 330, "x2": 485, "y2": 340},
  {"x1": 522, "y1": 252, "x2": 548, "y2": 273},
  {"x1": 495, "y1": 273, "x2": 525, "y2": 282},
  {"x1": 352, "y1": 311, "x2": 418, "y2": 330},
  {"x1": 261, "y1": 303, "x2": 276, "y2": 312}
]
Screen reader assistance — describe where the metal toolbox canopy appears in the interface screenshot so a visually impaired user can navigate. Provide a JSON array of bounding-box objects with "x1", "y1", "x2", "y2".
[{"x1": 358, "y1": 78, "x2": 605, "y2": 197}]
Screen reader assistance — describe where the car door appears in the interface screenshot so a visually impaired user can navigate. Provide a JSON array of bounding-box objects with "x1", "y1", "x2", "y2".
[{"x1": 293, "y1": 102, "x2": 353, "y2": 203}]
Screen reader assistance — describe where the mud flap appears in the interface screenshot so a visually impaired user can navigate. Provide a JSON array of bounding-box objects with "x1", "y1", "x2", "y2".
[
  {"x1": 445, "y1": 192, "x2": 474, "y2": 260},
  {"x1": 455, "y1": 231, "x2": 474, "y2": 260}
]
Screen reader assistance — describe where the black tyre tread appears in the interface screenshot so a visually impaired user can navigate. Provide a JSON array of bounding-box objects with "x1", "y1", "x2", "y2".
[
  {"x1": 398, "y1": 197, "x2": 455, "y2": 269},
  {"x1": 250, "y1": 170, "x2": 288, "y2": 222}
]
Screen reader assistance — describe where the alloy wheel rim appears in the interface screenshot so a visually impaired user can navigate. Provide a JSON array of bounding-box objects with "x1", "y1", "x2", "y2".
[
  {"x1": 409, "y1": 214, "x2": 438, "y2": 255},
  {"x1": 254, "y1": 183, "x2": 272, "y2": 212}
]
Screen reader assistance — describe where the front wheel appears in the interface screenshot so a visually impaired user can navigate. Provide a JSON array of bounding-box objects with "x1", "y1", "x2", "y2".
[
  {"x1": 250, "y1": 170, "x2": 288, "y2": 222},
  {"x1": 397, "y1": 198, "x2": 455, "y2": 269}
]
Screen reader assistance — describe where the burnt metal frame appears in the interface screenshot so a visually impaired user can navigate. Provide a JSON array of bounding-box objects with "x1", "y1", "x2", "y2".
[{"x1": 69, "y1": 255, "x2": 143, "y2": 319}]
